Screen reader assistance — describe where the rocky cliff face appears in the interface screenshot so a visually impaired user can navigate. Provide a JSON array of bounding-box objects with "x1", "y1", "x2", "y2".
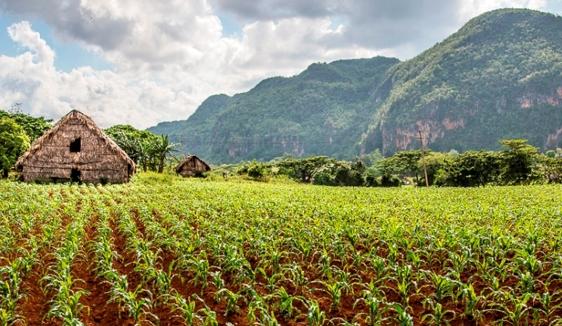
[{"x1": 150, "y1": 9, "x2": 562, "y2": 163}]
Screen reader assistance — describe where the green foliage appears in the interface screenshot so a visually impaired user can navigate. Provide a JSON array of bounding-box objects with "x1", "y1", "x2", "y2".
[
  {"x1": 0, "y1": 117, "x2": 30, "y2": 178},
  {"x1": 499, "y1": 139, "x2": 540, "y2": 184},
  {"x1": 224, "y1": 139, "x2": 562, "y2": 187},
  {"x1": 370, "y1": 139, "x2": 561, "y2": 186},
  {"x1": 105, "y1": 125, "x2": 177, "y2": 173},
  {"x1": 437, "y1": 151, "x2": 502, "y2": 187},
  {"x1": 418, "y1": 152, "x2": 449, "y2": 186},
  {"x1": 312, "y1": 160, "x2": 365, "y2": 186},
  {"x1": 377, "y1": 150, "x2": 423, "y2": 183},
  {"x1": 276, "y1": 156, "x2": 335, "y2": 182},
  {"x1": 379, "y1": 174, "x2": 402, "y2": 187},
  {"x1": 0, "y1": 110, "x2": 51, "y2": 142},
  {"x1": 105, "y1": 125, "x2": 158, "y2": 165},
  {"x1": 246, "y1": 161, "x2": 268, "y2": 180},
  {"x1": 536, "y1": 155, "x2": 562, "y2": 183}
]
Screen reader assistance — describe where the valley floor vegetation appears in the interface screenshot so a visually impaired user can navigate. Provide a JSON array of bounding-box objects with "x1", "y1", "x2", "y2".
[
  {"x1": 226, "y1": 139, "x2": 562, "y2": 187},
  {"x1": 1, "y1": 174, "x2": 562, "y2": 325}
]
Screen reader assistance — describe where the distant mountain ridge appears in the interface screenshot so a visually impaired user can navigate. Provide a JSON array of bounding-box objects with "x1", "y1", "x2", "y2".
[
  {"x1": 149, "y1": 8, "x2": 562, "y2": 163},
  {"x1": 150, "y1": 57, "x2": 399, "y2": 162}
]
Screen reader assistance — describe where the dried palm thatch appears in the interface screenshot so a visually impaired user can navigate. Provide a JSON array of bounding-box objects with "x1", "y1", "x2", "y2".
[
  {"x1": 175, "y1": 155, "x2": 211, "y2": 177},
  {"x1": 16, "y1": 110, "x2": 135, "y2": 183}
]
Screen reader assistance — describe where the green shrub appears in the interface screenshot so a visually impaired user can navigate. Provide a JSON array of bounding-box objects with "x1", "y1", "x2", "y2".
[
  {"x1": 312, "y1": 161, "x2": 365, "y2": 186},
  {"x1": 380, "y1": 174, "x2": 401, "y2": 187}
]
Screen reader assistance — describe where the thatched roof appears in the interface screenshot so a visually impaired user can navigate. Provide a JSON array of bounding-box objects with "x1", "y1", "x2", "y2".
[
  {"x1": 175, "y1": 155, "x2": 211, "y2": 173},
  {"x1": 16, "y1": 110, "x2": 135, "y2": 171}
]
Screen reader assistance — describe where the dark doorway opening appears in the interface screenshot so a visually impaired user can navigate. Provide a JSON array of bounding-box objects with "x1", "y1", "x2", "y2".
[
  {"x1": 70, "y1": 138, "x2": 81, "y2": 152},
  {"x1": 70, "y1": 168, "x2": 81, "y2": 182}
]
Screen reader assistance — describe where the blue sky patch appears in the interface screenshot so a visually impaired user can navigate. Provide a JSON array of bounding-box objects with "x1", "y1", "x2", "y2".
[
  {"x1": 217, "y1": 11, "x2": 242, "y2": 37},
  {"x1": 0, "y1": 13, "x2": 112, "y2": 72}
]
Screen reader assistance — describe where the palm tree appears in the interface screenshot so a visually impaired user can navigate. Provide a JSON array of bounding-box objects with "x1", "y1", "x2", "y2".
[{"x1": 151, "y1": 135, "x2": 178, "y2": 173}]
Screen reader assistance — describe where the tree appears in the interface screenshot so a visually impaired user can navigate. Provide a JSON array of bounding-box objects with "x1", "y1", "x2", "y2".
[
  {"x1": 106, "y1": 125, "x2": 155, "y2": 171},
  {"x1": 105, "y1": 125, "x2": 177, "y2": 173},
  {"x1": 0, "y1": 117, "x2": 30, "y2": 178},
  {"x1": 499, "y1": 139, "x2": 539, "y2": 184},
  {"x1": 420, "y1": 152, "x2": 449, "y2": 186},
  {"x1": 247, "y1": 161, "x2": 267, "y2": 180},
  {"x1": 312, "y1": 160, "x2": 365, "y2": 186},
  {"x1": 377, "y1": 150, "x2": 422, "y2": 184},
  {"x1": 439, "y1": 151, "x2": 501, "y2": 186},
  {"x1": 277, "y1": 156, "x2": 334, "y2": 182},
  {"x1": 0, "y1": 110, "x2": 51, "y2": 141},
  {"x1": 151, "y1": 135, "x2": 177, "y2": 173}
]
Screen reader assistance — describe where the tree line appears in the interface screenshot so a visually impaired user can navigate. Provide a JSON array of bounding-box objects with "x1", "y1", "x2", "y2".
[{"x1": 230, "y1": 139, "x2": 562, "y2": 187}]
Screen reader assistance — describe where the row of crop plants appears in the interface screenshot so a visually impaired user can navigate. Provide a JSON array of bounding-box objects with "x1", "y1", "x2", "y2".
[
  {"x1": 2, "y1": 179, "x2": 562, "y2": 324},
  {"x1": 0, "y1": 185, "x2": 82, "y2": 324},
  {"x1": 100, "y1": 181, "x2": 562, "y2": 325}
]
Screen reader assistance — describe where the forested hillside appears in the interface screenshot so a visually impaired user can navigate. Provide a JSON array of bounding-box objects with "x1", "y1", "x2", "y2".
[
  {"x1": 150, "y1": 9, "x2": 562, "y2": 163},
  {"x1": 150, "y1": 57, "x2": 399, "y2": 162},
  {"x1": 362, "y1": 8, "x2": 562, "y2": 155}
]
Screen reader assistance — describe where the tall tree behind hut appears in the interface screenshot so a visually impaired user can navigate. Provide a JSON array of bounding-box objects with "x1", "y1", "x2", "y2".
[
  {"x1": 0, "y1": 110, "x2": 51, "y2": 141},
  {"x1": 153, "y1": 135, "x2": 177, "y2": 173},
  {"x1": 105, "y1": 125, "x2": 177, "y2": 172},
  {"x1": 0, "y1": 109, "x2": 51, "y2": 178},
  {"x1": 0, "y1": 117, "x2": 30, "y2": 178}
]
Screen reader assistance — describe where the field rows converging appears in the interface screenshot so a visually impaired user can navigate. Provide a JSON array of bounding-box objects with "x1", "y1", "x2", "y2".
[{"x1": 1, "y1": 179, "x2": 562, "y2": 325}]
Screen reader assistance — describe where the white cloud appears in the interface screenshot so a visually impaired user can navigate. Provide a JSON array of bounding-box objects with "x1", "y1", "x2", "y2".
[
  {"x1": 0, "y1": 0, "x2": 554, "y2": 128},
  {"x1": 0, "y1": 1, "x2": 382, "y2": 128},
  {"x1": 0, "y1": 21, "x2": 186, "y2": 128},
  {"x1": 0, "y1": 17, "x2": 377, "y2": 128},
  {"x1": 7, "y1": 21, "x2": 54, "y2": 66}
]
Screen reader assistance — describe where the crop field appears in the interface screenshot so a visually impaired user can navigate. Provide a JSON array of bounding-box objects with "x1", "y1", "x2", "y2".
[{"x1": 1, "y1": 176, "x2": 562, "y2": 325}]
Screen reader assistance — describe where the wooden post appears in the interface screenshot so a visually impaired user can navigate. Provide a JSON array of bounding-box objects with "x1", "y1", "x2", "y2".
[{"x1": 418, "y1": 130, "x2": 429, "y2": 187}]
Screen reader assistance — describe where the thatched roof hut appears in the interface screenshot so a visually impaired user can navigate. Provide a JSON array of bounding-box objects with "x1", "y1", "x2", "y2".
[
  {"x1": 175, "y1": 155, "x2": 211, "y2": 177},
  {"x1": 16, "y1": 110, "x2": 135, "y2": 183}
]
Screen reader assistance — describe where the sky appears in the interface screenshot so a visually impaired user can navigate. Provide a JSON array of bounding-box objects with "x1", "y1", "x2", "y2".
[{"x1": 0, "y1": 0, "x2": 560, "y2": 129}]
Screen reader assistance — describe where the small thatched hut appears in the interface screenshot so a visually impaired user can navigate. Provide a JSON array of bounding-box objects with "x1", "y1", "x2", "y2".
[
  {"x1": 16, "y1": 110, "x2": 135, "y2": 183},
  {"x1": 175, "y1": 155, "x2": 211, "y2": 177}
]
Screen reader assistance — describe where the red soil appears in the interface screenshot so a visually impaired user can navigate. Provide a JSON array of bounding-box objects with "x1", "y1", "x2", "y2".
[
  {"x1": 72, "y1": 216, "x2": 134, "y2": 326},
  {"x1": 17, "y1": 257, "x2": 57, "y2": 325},
  {"x1": 16, "y1": 202, "x2": 72, "y2": 325}
]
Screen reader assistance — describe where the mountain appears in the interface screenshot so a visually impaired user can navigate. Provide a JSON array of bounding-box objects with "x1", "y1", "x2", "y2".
[
  {"x1": 361, "y1": 8, "x2": 562, "y2": 155},
  {"x1": 150, "y1": 57, "x2": 399, "y2": 162},
  {"x1": 150, "y1": 8, "x2": 562, "y2": 163}
]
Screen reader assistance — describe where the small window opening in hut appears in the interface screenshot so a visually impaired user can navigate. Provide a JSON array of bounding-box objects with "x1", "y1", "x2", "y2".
[
  {"x1": 70, "y1": 137, "x2": 81, "y2": 152},
  {"x1": 70, "y1": 168, "x2": 81, "y2": 182}
]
